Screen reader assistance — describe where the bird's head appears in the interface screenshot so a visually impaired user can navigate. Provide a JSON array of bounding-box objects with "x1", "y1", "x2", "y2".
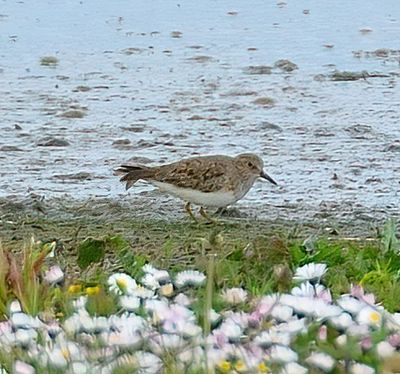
[{"x1": 235, "y1": 153, "x2": 277, "y2": 185}]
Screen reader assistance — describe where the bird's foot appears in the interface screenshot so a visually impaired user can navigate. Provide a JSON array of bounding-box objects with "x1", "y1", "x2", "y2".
[
  {"x1": 199, "y1": 207, "x2": 219, "y2": 224},
  {"x1": 184, "y1": 202, "x2": 198, "y2": 223}
]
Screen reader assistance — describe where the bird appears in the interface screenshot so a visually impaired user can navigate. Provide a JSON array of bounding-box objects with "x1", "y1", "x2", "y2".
[{"x1": 115, "y1": 153, "x2": 277, "y2": 222}]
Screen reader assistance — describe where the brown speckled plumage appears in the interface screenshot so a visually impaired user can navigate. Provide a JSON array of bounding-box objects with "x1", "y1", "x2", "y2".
[{"x1": 115, "y1": 153, "x2": 277, "y2": 210}]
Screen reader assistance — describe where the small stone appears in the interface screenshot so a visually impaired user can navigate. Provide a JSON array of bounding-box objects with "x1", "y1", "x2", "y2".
[
  {"x1": 274, "y1": 59, "x2": 298, "y2": 72},
  {"x1": 243, "y1": 65, "x2": 272, "y2": 75},
  {"x1": 171, "y1": 31, "x2": 183, "y2": 38},
  {"x1": 252, "y1": 97, "x2": 275, "y2": 107},
  {"x1": 60, "y1": 110, "x2": 86, "y2": 118},
  {"x1": 0, "y1": 145, "x2": 23, "y2": 152},
  {"x1": 37, "y1": 137, "x2": 70, "y2": 147},
  {"x1": 40, "y1": 56, "x2": 59, "y2": 66}
]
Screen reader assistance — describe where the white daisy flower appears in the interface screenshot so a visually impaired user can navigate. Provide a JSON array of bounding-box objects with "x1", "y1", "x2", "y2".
[
  {"x1": 337, "y1": 296, "x2": 365, "y2": 315},
  {"x1": 271, "y1": 305, "x2": 293, "y2": 322},
  {"x1": 255, "y1": 294, "x2": 280, "y2": 315},
  {"x1": 357, "y1": 306, "x2": 382, "y2": 328},
  {"x1": 329, "y1": 312, "x2": 354, "y2": 330},
  {"x1": 108, "y1": 273, "x2": 137, "y2": 295},
  {"x1": 142, "y1": 264, "x2": 157, "y2": 274},
  {"x1": 279, "y1": 318, "x2": 307, "y2": 335},
  {"x1": 221, "y1": 287, "x2": 248, "y2": 305},
  {"x1": 293, "y1": 263, "x2": 327, "y2": 283},
  {"x1": 269, "y1": 345, "x2": 298, "y2": 363},
  {"x1": 174, "y1": 293, "x2": 192, "y2": 306},
  {"x1": 291, "y1": 281, "x2": 331, "y2": 301},
  {"x1": 15, "y1": 329, "x2": 37, "y2": 347},
  {"x1": 11, "y1": 313, "x2": 38, "y2": 329},
  {"x1": 103, "y1": 329, "x2": 142, "y2": 349},
  {"x1": 254, "y1": 330, "x2": 291, "y2": 348},
  {"x1": 119, "y1": 295, "x2": 140, "y2": 312},
  {"x1": 13, "y1": 361, "x2": 35, "y2": 374},
  {"x1": 376, "y1": 341, "x2": 395, "y2": 358},
  {"x1": 313, "y1": 299, "x2": 342, "y2": 319},
  {"x1": 149, "y1": 333, "x2": 186, "y2": 355},
  {"x1": 141, "y1": 270, "x2": 171, "y2": 290},
  {"x1": 306, "y1": 352, "x2": 335, "y2": 372},
  {"x1": 72, "y1": 296, "x2": 87, "y2": 311},
  {"x1": 282, "y1": 362, "x2": 308, "y2": 374},
  {"x1": 217, "y1": 321, "x2": 243, "y2": 342},
  {"x1": 43, "y1": 265, "x2": 64, "y2": 285},
  {"x1": 141, "y1": 273, "x2": 160, "y2": 290},
  {"x1": 350, "y1": 363, "x2": 375, "y2": 374},
  {"x1": 130, "y1": 285, "x2": 155, "y2": 299},
  {"x1": 134, "y1": 351, "x2": 163, "y2": 373},
  {"x1": 174, "y1": 270, "x2": 206, "y2": 288},
  {"x1": 209, "y1": 309, "x2": 222, "y2": 325},
  {"x1": 8, "y1": 300, "x2": 22, "y2": 315},
  {"x1": 335, "y1": 334, "x2": 347, "y2": 347},
  {"x1": 69, "y1": 362, "x2": 88, "y2": 374}
]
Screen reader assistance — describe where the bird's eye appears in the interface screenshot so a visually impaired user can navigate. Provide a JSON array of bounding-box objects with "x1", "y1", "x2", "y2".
[{"x1": 247, "y1": 162, "x2": 254, "y2": 168}]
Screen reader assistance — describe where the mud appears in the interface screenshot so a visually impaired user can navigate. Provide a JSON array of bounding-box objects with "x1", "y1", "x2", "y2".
[{"x1": 0, "y1": 0, "x2": 399, "y2": 231}]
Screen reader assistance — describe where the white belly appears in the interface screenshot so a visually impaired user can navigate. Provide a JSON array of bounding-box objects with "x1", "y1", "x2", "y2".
[{"x1": 150, "y1": 181, "x2": 237, "y2": 207}]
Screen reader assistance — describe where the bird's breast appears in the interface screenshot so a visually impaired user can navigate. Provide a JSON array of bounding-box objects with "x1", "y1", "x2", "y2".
[{"x1": 150, "y1": 181, "x2": 237, "y2": 207}]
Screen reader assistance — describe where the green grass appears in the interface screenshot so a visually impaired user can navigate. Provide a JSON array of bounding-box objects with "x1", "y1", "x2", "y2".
[{"x1": 1, "y1": 213, "x2": 399, "y2": 312}]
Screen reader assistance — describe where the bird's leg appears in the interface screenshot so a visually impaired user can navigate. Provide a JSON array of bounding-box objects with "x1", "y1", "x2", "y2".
[
  {"x1": 185, "y1": 202, "x2": 198, "y2": 222},
  {"x1": 199, "y1": 206, "x2": 217, "y2": 224}
]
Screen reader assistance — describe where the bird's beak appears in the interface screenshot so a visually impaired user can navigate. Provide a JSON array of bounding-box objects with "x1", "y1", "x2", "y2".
[{"x1": 260, "y1": 170, "x2": 277, "y2": 185}]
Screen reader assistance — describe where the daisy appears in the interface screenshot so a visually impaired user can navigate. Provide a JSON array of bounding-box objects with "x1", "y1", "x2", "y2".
[
  {"x1": 329, "y1": 312, "x2": 354, "y2": 330},
  {"x1": 141, "y1": 269, "x2": 171, "y2": 290},
  {"x1": 376, "y1": 341, "x2": 395, "y2": 358},
  {"x1": 133, "y1": 351, "x2": 163, "y2": 373},
  {"x1": 129, "y1": 285, "x2": 154, "y2": 299},
  {"x1": 221, "y1": 287, "x2": 248, "y2": 305},
  {"x1": 291, "y1": 281, "x2": 331, "y2": 302},
  {"x1": 282, "y1": 362, "x2": 308, "y2": 374},
  {"x1": 120, "y1": 295, "x2": 141, "y2": 312},
  {"x1": 43, "y1": 265, "x2": 64, "y2": 285},
  {"x1": 175, "y1": 270, "x2": 206, "y2": 288},
  {"x1": 306, "y1": 352, "x2": 335, "y2": 372},
  {"x1": 269, "y1": 345, "x2": 298, "y2": 363},
  {"x1": 350, "y1": 363, "x2": 375, "y2": 374},
  {"x1": 350, "y1": 284, "x2": 376, "y2": 305},
  {"x1": 313, "y1": 299, "x2": 342, "y2": 319},
  {"x1": 270, "y1": 304, "x2": 293, "y2": 322},
  {"x1": 8, "y1": 300, "x2": 22, "y2": 314},
  {"x1": 357, "y1": 306, "x2": 382, "y2": 328},
  {"x1": 108, "y1": 273, "x2": 137, "y2": 295},
  {"x1": 337, "y1": 295, "x2": 365, "y2": 315},
  {"x1": 254, "y1": 330, "x2": 291, "y2": 348},
  {"x1": 13, "y1": 361, "x2": 35, "y2": 374},
  {"x1": 293, "y1": 263, "x2": 327, "y2": 284},
  {"x1": 216, "y1": 321, "x2": 243, "y2": 342},
  {"x1": 174, "y1": 293, "x2": 192, "y2": 306}
]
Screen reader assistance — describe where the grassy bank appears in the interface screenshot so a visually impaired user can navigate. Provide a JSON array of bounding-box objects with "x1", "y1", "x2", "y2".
[{"x1": 1, "y1": 212, "x2": 399, "y2": 312}]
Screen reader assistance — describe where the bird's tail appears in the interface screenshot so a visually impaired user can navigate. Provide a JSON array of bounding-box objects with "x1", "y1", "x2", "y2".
[{"x1": 114, "y1": 164, "x2": 154, "y2": 190}]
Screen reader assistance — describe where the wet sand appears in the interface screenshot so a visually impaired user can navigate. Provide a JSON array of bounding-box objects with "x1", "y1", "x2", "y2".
[{"x1": 0, "y1": 0, "x2": 399, "y2": 231}]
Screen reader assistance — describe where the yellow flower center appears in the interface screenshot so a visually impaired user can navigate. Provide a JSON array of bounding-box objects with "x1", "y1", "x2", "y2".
[
  {"x1": 67, "y1": 284, "x2": 82, "y2": 294},
  {"x1": 258, "y1": 362, "x2": 269, "y2": 373},
  {"x1": 218, "y1": 360, "x2": 231, "y2": 373},
  {"x1": 86, "y1": 286, "x2": 101, "y2": 296},
  {"x1": 61, "y1": 348, "x2": 70, "y2": 360},
  {"x1": 234, "y1": 360, "x2": 246, "y2": 372},
  {"x1": 116, "y1": 278, "x2": 128, "y2": 291},
  {"x1": 370, "y1": 311, "x2": 381, "y2": 324}
]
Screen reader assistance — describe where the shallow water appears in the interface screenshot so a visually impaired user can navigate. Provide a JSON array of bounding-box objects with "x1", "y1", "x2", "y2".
[{"x1": 1, "y1": 0, "x2": 399, "y2": 222}]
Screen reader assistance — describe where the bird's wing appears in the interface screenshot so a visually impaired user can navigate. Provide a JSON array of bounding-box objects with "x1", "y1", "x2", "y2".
[{"x1": 152, "y1": 157, "x2": 231, "y2": 192}]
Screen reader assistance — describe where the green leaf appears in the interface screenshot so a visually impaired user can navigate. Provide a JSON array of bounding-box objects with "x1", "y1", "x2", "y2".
[{"x1": 77, "y1": 238, "x2": 106, "y2": 269}]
